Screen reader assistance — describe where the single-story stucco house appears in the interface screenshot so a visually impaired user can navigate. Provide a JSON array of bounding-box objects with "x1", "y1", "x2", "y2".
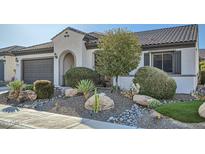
[{"x1": 0, "y1": 24, "x2": 199, "y2": 94}]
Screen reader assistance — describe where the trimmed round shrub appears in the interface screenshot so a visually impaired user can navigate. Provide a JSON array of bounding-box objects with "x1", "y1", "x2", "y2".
[
  {"x1": 33, "y1": 80, "x2": 54, "y2": 99},
  {"x1": 133, "y1": 66, "x2": 177, "y2": 99},
  {"x1": 64, "y1": 67, "x2": 100, "y2": 87}
]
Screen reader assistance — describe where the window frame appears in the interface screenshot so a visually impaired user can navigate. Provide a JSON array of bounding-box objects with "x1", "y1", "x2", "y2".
[{"x1": 151, "y1": 52, "x2": 174, "y2": 73}]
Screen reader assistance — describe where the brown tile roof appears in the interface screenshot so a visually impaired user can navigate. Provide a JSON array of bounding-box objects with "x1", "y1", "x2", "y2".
[
  {"x1": 19, "y1": 42, "x2": 53, "y2": 51},
  {"x1": 135, "y1": 24, "x2": 198, "y2": 48},
  {"x1": 12, "y1": 42, "x2": 53, "y2": 55},
  {"x1": 0, "y1": 25, "x2": 199, "y2": 55},
  {"x1": 85, "y1": 24, "x2": 198, "y2": 49},
  {"x1": 0, "y1": 45, "x2": 24, "y2": 56}
]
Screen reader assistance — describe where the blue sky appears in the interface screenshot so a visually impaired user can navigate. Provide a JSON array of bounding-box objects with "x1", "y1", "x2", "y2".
[{"x1": 0, "y1": 24, "x2": 204, "y2": 49}]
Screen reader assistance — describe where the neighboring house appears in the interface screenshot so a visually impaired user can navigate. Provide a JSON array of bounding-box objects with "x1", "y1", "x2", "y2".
[
  {"x1": 199, "y1": 49, "x2": 205, "y2": 61},
  {"x1": 0, "y1": 25, "x2": 199, "y2": 94},
  {"x1": 0, "y1": 45, "x2": 24, "y2": 81}
]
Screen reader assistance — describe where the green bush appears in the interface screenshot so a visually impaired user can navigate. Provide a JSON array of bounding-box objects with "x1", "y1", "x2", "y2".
[
  {"x1": 64, "y1": 67, "x2": 100, "y2": 87},
  {"x1": 147, "y1": 99, "x2": 161, "y2": 109},
  {"x1": 133, "y1": 66, "x2": 177, "y2": 99},
  {"x1": 24, "y1": 84, "x2": 34, "y2": 91},
  {"x1": 33, "y1": 80, "x2": 54, "y2": 99},
  {"x1": 200, "y1": 71, "x2": 205, "y2": 84}
]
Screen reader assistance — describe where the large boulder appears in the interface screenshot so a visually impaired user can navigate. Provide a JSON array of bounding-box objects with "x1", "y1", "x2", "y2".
[
  {"x1": 85, "y1": 93, "x2": 114, "y2": 111},
  {"x1": 198, "y1": 102, "x2": 205, "y2": 118},
  {"x1": 8, "y1": 91, "x2": 19, "y2": 100},
  {"x1": 17, "y1": 90, "x2": 37, "y2": 102},
  {"x1": 133, "y1": 94, "x2": 155, "y2": 106},
  {"x1": 65, "y1": 88, "x2": 78, "y2": 97}
]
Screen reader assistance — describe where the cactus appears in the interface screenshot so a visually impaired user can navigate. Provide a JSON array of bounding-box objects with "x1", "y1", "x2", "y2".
[{"x1": 93, "y1": 88, "x2": 100, "y2": 113}]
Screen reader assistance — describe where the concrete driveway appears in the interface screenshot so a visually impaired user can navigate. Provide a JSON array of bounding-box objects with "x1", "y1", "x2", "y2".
[
  {"x1": 0, "y1": 104, "x2": 135, "y2": 129},
  {"x1": 0, "y1": 87, "x2": 8, "y2": 95}
]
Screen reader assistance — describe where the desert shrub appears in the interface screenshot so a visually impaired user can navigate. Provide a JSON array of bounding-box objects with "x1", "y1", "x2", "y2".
[
  {"x1": 76, "y1": 79, "x2": 95, "y2": 100},
  {"x1": 64, "y1": 67, "x2": 100, "y2": 87},
  {"x1": 7, "y1": 80, "x2": 25, "y2": 99},
  {"x1": 147, "y1": 99, "x2": 162, "y2": 109},
  {"x1": 33, "y1": 80, "x2": 54, "y2": 99},
  {"x1": 24, "y1": 84, "x2": 34, "y2": 91},
  {"x1": 200, "y1": 61, "x2": 205, "y2": 71},
  {"x1": 200, "y1": 71, "x2": 205, "y2": 84},
  {"x1": 7, "y1": 80, "x2": 25, "y2": 92},
  {"x1": 133, "y1": 66, "x2": 177, "y2": 99}
]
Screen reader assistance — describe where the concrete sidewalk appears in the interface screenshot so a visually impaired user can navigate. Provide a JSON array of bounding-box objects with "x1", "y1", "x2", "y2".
[
  {"x1": 0, "y1": 87, "x2": 8, "y2": 95},
  {"x1": 0, "y1": 104, "x2": 135, "y2": 129}
]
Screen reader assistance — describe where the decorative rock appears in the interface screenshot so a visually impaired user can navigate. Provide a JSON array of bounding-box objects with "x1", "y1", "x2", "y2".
[
  {"x1": 65, "y1": 88, "x2": 78, "y2": 97},
  {"x1": 150, "y1": 110, "x2": 162, "y2": 119},
  {"x1": 133, "y1": 94, "x2": 154, "y2": 106},
  {"x1": 17, "y1": 90, "x2": 37, "y2": 102},
  {"x1": 85, "y1": 93, "x2": 114, "y2": 111},
  {"x1": 198, "y1": 102, "x2": 205, "y2": 118},
  {"x1": 2, "y1": 107, "x2": 20, "y2": 113},
  {"x1": 8, "y1": 91, "x2": 19, "y2": 100}
]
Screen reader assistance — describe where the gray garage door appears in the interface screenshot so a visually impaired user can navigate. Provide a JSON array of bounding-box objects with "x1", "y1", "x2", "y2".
[
  {"x1": 23, "y1": 58, "x2": 54, "y2": 83},
  {"x1": 0, "y1": 60, "x2": 4, "y2": 81}
]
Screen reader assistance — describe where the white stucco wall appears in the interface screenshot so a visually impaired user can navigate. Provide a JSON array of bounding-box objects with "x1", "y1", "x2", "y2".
[
  {"x1": 52, "y1": 29, "x2": 87, "y2": 86},
  {"x1": 15, "y1": 53, "x2": 54, "y2": 81},
  {"x1": 4, "y1": 56, "x2": 16, "y2": 81},
  {"x1": 116, "y1": 47, "x2": 199, "y2": 94},
  {"x1": 114, "y1": 75, "x2": 198, "y2": 94},
  {"x1": 0, "y1": 55, "x2": 16, "y2": 81},
  {"x1": 181, "y1": 47, "x2": 198, "y2": 75},
  {"x1": 83, "y1": 49, "x2": 96, "y2": 69}
]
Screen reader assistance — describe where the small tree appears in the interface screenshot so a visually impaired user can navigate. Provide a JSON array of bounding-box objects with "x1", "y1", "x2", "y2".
[{"x1": 96, "y1": 28, "x2": 141, "y2": 90}]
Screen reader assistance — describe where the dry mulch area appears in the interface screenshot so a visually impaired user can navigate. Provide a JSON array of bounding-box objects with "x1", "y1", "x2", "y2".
[
  {"x1": 0, "y1": 88, "x2": 134, "y2": 122},
  {"x1": 47, "y1": 88, "x2": 135, "y2": 122},
  {"x1": 0, "y1": 88, "x2": 201, "y2": 129}
]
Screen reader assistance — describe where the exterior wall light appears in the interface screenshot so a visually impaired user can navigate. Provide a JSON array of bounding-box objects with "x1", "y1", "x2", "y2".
[
  {"x1": 15, "y1": 57, "x2": 19, "y2": 63},
  {"x1": 54, "y1": 53, "x2": 58, "y2": 59}
]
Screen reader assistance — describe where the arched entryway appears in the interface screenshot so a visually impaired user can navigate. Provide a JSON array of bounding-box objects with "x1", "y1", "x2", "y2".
[
  {"x1": 59, "y1": 51, "x2": 75, "y2": 86},
  {"x1": 63, "y1": 53, "x2": 75, "y2": 75}
]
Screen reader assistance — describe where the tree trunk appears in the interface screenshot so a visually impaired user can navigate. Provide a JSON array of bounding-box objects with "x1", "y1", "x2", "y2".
[{"x1": 115, "y1": 76, "x2": 119, "y2": 91}]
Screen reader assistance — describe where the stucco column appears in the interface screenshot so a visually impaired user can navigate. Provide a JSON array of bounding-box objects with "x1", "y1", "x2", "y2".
[
  {"x1": 54, "y1": 57, "x2": 59, "y2": 86},
  {"x1": 15, "y1": 61, "x2": 21, "y2": 80}
]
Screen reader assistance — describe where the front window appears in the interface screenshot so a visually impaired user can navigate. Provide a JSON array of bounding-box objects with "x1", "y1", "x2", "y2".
[{"x1": 153, "y1": 52, "x2": 173, "y2": 73}]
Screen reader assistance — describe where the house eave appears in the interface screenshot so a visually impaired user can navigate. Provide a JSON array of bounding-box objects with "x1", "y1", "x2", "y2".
[
  {"x1": 51, "y1": 27, "x2": 87, "y2": 40},
  {"x1": 142, "y1": 41, "x2": 196, "y2": 50},
  {"x1": 13, "y1": 47, "x2": 54, "y2": 56}
]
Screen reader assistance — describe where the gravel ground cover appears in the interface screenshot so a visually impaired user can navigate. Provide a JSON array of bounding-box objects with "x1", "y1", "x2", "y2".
[{"x1": 0, "y1": 88, "x2": 202, "y2": 129}]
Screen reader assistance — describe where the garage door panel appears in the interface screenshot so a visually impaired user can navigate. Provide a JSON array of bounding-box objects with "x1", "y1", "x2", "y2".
[{"x1": 23, "y1": 58, "x2": 54, "y2": 83}]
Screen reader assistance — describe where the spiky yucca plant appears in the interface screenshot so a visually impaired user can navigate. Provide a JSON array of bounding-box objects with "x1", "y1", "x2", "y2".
[
  {"x1": 7, "y1": 80, "x2": 25, "y2": 99},
  {"x1": 76, "y1": 79, "x2": 95, "y2": 100}
]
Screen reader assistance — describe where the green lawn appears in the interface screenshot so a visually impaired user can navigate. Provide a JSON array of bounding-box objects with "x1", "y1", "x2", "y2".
[{"x1": 155, "y1": 101, "x2": 205, "y2": 123}]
